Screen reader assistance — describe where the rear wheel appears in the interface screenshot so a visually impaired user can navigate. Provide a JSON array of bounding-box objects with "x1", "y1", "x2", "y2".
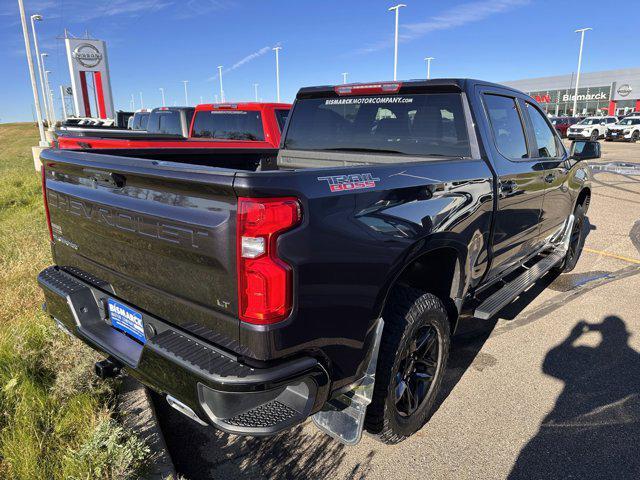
[
  {"x1": 554, "y1": 202, "x2": 587, "y2": 274},
  {"x1": 590, "y1": 130, "x2": 599, "y2": 141},
  {"x1": 632, "y1": 131, "x2": 639, "y2": 143},
  {"x1": 365, "y1": 287, "x2": 450, "y2": 444}
]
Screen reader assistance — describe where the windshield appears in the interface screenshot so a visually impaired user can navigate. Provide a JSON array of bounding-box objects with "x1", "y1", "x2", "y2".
[
  {"x1": 131, "y1": 112, "x2": 150, "y2": 130},
  {"x1": 578, "y1": 118, "x2": 603, "y2": 125},
  {"x1": 191, "y1": 110, "x2": 264, "y2": 140},
  {"x1": 283, "y1": 92, "x2": 471, "y2": 157},
  {"x1": 618, "y1": 118, "x2": 640, "y2": 125}
]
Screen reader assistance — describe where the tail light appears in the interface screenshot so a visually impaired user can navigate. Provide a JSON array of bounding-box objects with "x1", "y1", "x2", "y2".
[
  {"x1": 41, "y1": 166, "x2": 53, "y2": 242},
  {"x1": 237, "y1": 197, "x2": 301, "y2": 324}
]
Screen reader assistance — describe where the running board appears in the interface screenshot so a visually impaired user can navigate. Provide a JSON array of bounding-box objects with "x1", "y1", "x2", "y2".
[{"x1": 473, "y1": 250, "x2": 565, "y2": 320}]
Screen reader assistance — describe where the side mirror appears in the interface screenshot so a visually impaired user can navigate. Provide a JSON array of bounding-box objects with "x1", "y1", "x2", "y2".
[{"x1": 570, "y1": 140, "x2": 601, "y2": 161}]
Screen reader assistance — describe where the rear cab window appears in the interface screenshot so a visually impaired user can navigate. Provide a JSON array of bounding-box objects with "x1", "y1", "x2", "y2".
[
  {"x1": 283, "y1": 92, "x2": 471, "y2": 158},
  {"x1": 192, "y1": 110, "x2": 265, "y2": 140}
]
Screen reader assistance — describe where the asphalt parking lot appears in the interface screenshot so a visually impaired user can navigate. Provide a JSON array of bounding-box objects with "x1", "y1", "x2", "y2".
[{"x1": 153, "y1": 140, "x2": 640, "y2": 480}]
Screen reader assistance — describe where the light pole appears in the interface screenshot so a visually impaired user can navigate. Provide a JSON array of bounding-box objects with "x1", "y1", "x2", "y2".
[
  {"x1": 59, "y1": 85, "x2": 67, "y2": 120},
  {"x1": 388, "y1": 4, "x2": 406, "y2": 81},
  {"x1": 217, "y1": 66, "x2": 225, "y2": 102},
  {"x1": 199, "y1": 95, "x2": 203, "y2": 104},
  {"x1": 342, "y1": 72, "x2": 349, "y2": 84},
  {"x1": 424, "y1": 57, "x2": 435, "y2": 79},
  {"x1": 573, "y1": 27, "x2": 592, "y2": 116},
  {"x1": 253, "y1": 83, "x2": 259, "y2": 102},
  {"x1": 182, "y1": 80, "x2": 189, "y2": 105},
  {"x1": 139, "y1": 92, "x2": 144, "y2": 109},
  {"x1": 159, "y1": 87, "x2": 165, "y2": 106},
  {"x1": 42, "y1": 60, "x2": 56, "y2": 123},
  {"x1": 273, "y1": 46, "x2": 282, "y2": 102},
  {"x1": 18, "y1": 0, "x2": 46, "y2": 145},
  {"x1": 30, "y1": 14, "x2": 50, "y2": 126},
  {"x1": 130, "y1": 94, "x2": 135, "y2": 110}
]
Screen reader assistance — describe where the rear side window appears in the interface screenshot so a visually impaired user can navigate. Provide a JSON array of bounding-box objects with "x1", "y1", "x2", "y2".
[
  {"x1": 275, "y1": 109, "x2": 289, "y2": 131},
  {"x1": 526, "y1": 103, "x2": 559, "y2": 158},
  {"x1": 147, "y1": 111, "x2": 183, "y2": 135},
  {"x1": 483, "y1": 94, "x2": 528, "y2": 160},
  {"x1": 191, "y1": 110, "x2": 265, "y2": 140},
  {"x1": 284, "y1": 93, "x2": 471, "y2": 157}
]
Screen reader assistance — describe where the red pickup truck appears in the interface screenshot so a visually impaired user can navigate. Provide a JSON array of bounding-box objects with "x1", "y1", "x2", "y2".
[{"x1": 56, "y1": 103, "x2": 291, "y2": 150}]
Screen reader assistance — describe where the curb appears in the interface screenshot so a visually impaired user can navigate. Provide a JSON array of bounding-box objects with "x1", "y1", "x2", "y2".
[{"x1": 119, "y1": 376, "x2": 177, "y2": 479}]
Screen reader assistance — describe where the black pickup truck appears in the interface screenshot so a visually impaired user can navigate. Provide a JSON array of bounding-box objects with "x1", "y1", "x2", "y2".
[{"x1": 37, "y1": 79, "x2": 598, "y2": 445}]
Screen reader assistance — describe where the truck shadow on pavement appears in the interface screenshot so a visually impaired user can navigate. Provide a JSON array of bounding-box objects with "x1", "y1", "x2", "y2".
[
  {"x1": 152, "y1": 390, "x2": 375, "y2": 480},
  {"x1": 509, "y1": 315, "x2": 640, "y2": 479}
]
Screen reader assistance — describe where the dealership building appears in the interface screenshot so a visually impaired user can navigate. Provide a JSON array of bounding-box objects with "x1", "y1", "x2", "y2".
[{"x1": 502, "y1": 67, "x2": 640, "y2": 116}]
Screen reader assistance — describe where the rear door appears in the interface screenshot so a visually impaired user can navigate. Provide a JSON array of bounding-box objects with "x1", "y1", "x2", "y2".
[
  {"x1": 43, "y1": 149, "x2": 240, "y2": 346},
  {"x1": 479, "y1": 89, "x2": 547, "y2": 280},
  {"x1": 521, "y1": 101, "x2": 572, "y2": 241}
]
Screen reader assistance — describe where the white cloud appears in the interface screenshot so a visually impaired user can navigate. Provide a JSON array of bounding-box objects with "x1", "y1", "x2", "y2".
[
  {"x1": 207, "y1": 44, "x2": 279, "y2": 81},
  {"x1": 355, "y1": 0, "x2": 530, "y2": 54}
]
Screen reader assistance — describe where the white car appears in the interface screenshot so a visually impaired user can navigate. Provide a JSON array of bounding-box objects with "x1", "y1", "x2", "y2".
[
  {"x1": 567, "y1": 116, "x2": 618, "y2": 140},
  {"x1": 606, "y1": 117, "x2": 640, "y2": 142}
]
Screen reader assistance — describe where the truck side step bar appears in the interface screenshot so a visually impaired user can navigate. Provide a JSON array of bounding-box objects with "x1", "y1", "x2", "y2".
[
  {"x1": 473, "y1": 250, "x2": 564, "y2": 320},
  {"x1": 474, "y1": 215, "x2": 574, "y2": 320}
]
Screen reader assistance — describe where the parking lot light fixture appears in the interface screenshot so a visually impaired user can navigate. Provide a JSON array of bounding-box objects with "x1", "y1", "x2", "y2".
[
  {"x1": 182, "y1": 80, "x2": 189, "y2": 105},
  {"x1": 18, "y1": 0, "x2": 46, "y2": 144},
  {"x1": 254, "y1": 83, "x2": 259, "y2": 102},
  {"x1": 217, "y1": 66, "x2": 224, "y2": 103},
  {"x1": 388, "y1": 4, "x2": 406, "y2": 81},
  {"x1": 159, "y1": 87, "x2": 165, "y2": 106},
  {"x1": 424, "y1": 57, "x2": 435, "y2": 79},
  {"x1": 30, "y1": 14, "x2": 50, "y2": 126},
  {"x1": 342, "y1": 72, "x2": 348, "y2": 84},
  {"x1": 573, "y1": 27, "x2": 592, "y2": 115},
  {"x1": 273, "y1": 47, "x2": 282, "y2": 102}
]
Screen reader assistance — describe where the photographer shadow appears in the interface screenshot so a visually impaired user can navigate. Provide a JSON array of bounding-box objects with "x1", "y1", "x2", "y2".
[{"x1": 509, "y1": 316, "x2": 640, "y2": 479}]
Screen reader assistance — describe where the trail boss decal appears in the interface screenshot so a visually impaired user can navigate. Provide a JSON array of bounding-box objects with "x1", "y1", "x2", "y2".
[{"x1": 318, "y1": 173, "x2": 380, "y2": 192}]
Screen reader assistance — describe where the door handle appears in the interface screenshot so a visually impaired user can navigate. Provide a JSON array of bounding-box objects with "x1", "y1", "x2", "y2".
[
  {"x1": 500, "y1": 180, "x2": 517, "y2": 195},
  {"x1": 544, "y1": 173, "x2": 556, "y2": 184}
]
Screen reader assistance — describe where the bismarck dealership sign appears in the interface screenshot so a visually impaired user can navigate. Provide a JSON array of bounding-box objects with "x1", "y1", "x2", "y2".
[
  {"x1": 561, "y1": 92, "x2": 608, "y2": 102},
  {"x1": 72, "y1": 43, "x2": 103, "y2": 68}
]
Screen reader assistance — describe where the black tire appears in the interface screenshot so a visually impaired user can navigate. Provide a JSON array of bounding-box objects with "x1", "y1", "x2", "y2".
[
  {"x1": 590, "y1": 130, "x2": 599, "y2": 141},
  {"x1": 365, "y1": 287, "x2": 450, "y2": 444},
  {"x1": 554, "y1": 202, "x2": 587, "y2": 273},
  {"x1": 632, "y1": 131, "x2": 639, "y2": 143}
]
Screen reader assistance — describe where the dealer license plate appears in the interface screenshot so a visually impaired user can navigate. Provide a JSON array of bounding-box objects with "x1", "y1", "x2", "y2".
[{"x1": 107, "y1": 298, "x2": 146, "y2": 343}]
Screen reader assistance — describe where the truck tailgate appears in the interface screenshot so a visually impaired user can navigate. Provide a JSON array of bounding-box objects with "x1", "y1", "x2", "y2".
[{"x1": 41, "y1": 149, "x2": 241, "y2": 350}]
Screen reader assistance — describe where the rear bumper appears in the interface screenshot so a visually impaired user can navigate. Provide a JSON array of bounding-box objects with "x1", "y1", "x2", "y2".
[{"x1": 38, "y1": 266, "x2": 329, "y2": 436}]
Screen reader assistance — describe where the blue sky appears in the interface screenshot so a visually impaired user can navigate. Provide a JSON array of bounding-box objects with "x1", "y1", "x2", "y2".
[{"x1": 1, "y1": 0, "x2": 639, "y2": 123}]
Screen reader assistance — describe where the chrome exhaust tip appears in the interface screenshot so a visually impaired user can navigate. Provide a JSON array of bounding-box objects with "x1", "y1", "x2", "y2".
[{"x1": 166, "y1": 395, "x2": 207, "y2": 426}]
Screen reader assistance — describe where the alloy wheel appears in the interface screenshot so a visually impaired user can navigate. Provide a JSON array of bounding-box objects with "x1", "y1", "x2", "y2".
[{"x1": 393, "y1": 325, "x2": 440, "y2": 417}]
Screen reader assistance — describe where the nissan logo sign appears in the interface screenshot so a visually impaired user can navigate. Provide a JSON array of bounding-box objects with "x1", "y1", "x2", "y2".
[
  {"x1": 72, "y1": 43, "x2": 102, "y2": 68},
  {"x1": 617, "y1": 84, "x2": 632, "y2": 97}
]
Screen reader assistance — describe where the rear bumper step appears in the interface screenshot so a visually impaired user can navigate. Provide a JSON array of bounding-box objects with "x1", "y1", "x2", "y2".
[{"x1": 38, "y1": 266, "x2": 329, "y2": 436}]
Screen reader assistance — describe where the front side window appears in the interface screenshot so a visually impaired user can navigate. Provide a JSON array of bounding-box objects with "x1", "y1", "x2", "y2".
[
  {"x1": 284, "y1": 92, "x2": 471, "y2": 157},
  {"x1": 483, "y1": 94, "x2": 528, "y2": 159},
  {"x1": 526, "y1": 103, "x2": 559, "y2": 158},
  {"x1": 191, "y1": 110, "x2": 265, "y2": 140}
]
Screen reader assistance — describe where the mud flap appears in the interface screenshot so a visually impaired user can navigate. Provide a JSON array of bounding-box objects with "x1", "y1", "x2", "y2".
[{"x1": 312, "y1": 318, "x2": 384, "y2": 445}]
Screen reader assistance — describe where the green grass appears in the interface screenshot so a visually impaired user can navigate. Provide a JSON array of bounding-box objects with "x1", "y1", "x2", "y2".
[{"x1": 0, "y1": 123, "x2": 149, "y2": 479}]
